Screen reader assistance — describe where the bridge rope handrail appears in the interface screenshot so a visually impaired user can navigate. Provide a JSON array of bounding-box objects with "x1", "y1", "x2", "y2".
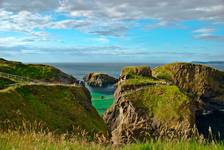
[
  {"x1": 0, "y1": 71, "x2": 82, "y2": 87},
  {"x1": 0, "y1": 71, "x2": 33, "y2": 82}
]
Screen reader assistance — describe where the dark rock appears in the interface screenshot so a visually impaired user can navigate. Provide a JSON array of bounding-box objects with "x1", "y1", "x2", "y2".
[
  {"x1": 152, "y1": 63, "x2": 224, "y2": 103},
  {"x1": 83, "y1": 73, "x2": 117, "y2": 87}
]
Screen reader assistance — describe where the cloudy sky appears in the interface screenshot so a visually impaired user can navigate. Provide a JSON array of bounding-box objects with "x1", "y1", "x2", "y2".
[{"x1": 0, "y1": 0, "x2": 224, "y2": 63}]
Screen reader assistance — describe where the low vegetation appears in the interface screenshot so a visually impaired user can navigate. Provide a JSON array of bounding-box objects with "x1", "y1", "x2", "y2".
[
  {"x1": 125, "y1": 85, "x2": 192, "y2": 123},
  {"x1": 120, "y1": 65, "x2": 152, "y2": 79},
  {"x1": 0, "y1": 58, "x2": 76, "y2": 83},
  {"x1": 0, "y1": 84, "x2": 108, "y2": 137},
  {"x1": 1, "y1": 130, "x2": 224, "y2": 150},
  {"x1": 0, "y1": 77, "x2": 16, "y2": 89}
]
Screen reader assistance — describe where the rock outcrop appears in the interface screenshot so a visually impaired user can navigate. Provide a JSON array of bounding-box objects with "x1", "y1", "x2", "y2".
[
  {"x1": 104, "y1": 63, "x2": 224, "y2": 144},
  {"x1": 83, "y1": 73, "x2": 117, "y2": 87},
  {"x1": 152, "y1": 63, "x2": 224, "y2": 103},
  {"x1": 120, "y1": 65, "x2": 152, "y2": 80}
]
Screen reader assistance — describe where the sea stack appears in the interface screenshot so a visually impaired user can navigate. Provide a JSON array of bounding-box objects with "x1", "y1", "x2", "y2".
[{"x1": 83, "y1": 73, "x2": 118, "y2": 87}]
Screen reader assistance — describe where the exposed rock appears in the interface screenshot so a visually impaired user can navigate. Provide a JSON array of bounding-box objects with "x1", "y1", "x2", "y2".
[
  {"x1": 152, "y1": 63, "x2": 224, "y2": 103},
  {"x1": 104, "y1": 83, "x2": 197, "y2": 144},
  {"x1": 83, "y1": 73, "x2": 117, "y2": 87},
  {"x1": 104, "y1": 63, "x2": 224, "y2": 144}
]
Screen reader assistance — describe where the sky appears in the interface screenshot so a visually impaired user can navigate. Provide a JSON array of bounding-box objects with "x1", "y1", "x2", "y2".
[{"x1": 0, "y1": 0, "x2": 224, "y2": 63}]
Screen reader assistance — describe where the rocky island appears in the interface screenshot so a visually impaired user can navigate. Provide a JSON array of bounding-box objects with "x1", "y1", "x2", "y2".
[{"x1": 83, "y1": 72, "x2": 118, "y2": 87}]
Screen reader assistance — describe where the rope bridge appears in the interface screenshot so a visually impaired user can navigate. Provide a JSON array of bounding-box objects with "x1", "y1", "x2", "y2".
[
  {"x1": 0, "y1": 72, "x2": 81, "y2": 87},
  {"x1": 0, "y1": 72, "x2": 32, "y2": 82},
  {"x1": 92, "y1": 95, "x2": 114, "y2": 101}
]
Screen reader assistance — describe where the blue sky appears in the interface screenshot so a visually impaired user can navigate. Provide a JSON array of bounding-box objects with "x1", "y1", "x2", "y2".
[{"x1": 0, "y1": 0, "x2": 224, "y2": 63}]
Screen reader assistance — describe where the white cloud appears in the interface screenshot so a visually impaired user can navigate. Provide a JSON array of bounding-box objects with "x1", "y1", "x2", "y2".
[
  {"x1": 0, "y1": 9, "x2": 50, "y2": 38},
  {"x1": 193, "y1": 28, "x2": 224, "y2": 41},
  {"x1": 193, "y1": 28, "x2": 215, "y2": 34},
  {"x1": 1, "y1": 0, "x2": 59, "y2": 12},
  {"x1": 0, "y1": 37, "x2": 34, "y2": 47},
  {"x1": 58, "y1": 0, "x2": 224, "y2": 22},
  {"x1": 0, "y1": 0, "x2": 224, "y2": 38}
]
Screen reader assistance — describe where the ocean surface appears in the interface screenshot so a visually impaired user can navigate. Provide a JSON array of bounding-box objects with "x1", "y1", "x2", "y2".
[{"x1": 49, "y1": 62, "x2": 224, "y2": 115}]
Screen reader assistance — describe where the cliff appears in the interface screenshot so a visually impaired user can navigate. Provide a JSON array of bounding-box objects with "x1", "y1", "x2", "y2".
[
  {"x1": 0, "y1": 84, "x2": 108, "y2": 137},
  {"x1": 152, "y1": 63, "x2": 224, "y2": 103},
  {"x1": 120, "y1": 65, "x2": 152, "y2": 80},
  {"x1": 83, "y1": 73, "x2": 117, "y2": 87},
  {"x1": 0, "y1": 58, "x2": 108, "y2": 139},
  {"x1": 104, "y1": 63, "x2": 224, "y2": 144},
  {"x1": 0, "y1": 58, "x2": 77, "y2": 84}
]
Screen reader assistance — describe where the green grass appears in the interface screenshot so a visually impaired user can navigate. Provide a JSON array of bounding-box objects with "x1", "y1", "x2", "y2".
[
  {"x1": 0, "y1": 84, "x2": 108, "y2": 137},
  {"x1": 124, "y1": 85, "x2": 192, "y2": 125},
  {"x1": 125, "y1": 140, "x2": 224, "y2": 150},
  {"x1": 121, "y1": 65, "x2": 151, "y2": 78},
  {"x1": 121, "y1": 75, "x2": 163, "y2": 86},
  {"x1": 1, "y1": 131, "x2": 224, "y2": 150},
  {"x1": 0, "y1": 58, "x2": 75, "y2": 82},
  {"x1": 0, "y1": 77, "x2": 16, "y2": 89}
]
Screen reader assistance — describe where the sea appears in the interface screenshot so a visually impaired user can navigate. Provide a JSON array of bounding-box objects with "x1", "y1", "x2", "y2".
[{"x1": 49, "y1": 62, "x2": 224, "y2": 115}]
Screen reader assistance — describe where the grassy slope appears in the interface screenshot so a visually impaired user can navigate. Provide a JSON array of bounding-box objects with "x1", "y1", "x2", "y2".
[
  {"x1": 0, "y1": 84, "x2": 107, "y2": 136},
  {"x1": 120, "y1": 75, "x2": 163, "y2": 86},
  {"x1": 117, "y1": 67, "x2": 194, "y2": 130},
  {"x1": 121, "y1": 65, "x2": 151, "y2": 77},
  {"x1": 0, "y1": 77, "x2": 16, "y2": 89},
  {"x1": 0, "y1": 58, "x2": 75, "y2": 82},
  {"x1": 124, "y1": 85, "x2": 192, "y2": 125}
]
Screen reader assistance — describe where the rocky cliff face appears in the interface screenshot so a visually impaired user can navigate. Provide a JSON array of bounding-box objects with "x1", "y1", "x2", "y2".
[
  {"x1": 152, "y1": 63, "x2": 224, "y2": 103},
  {"x1": 83, "y1": 73, "x2": 117, "y2": 87},
  {"x1": 104, "y1": 63, "x2": 224, "y2": 144}
]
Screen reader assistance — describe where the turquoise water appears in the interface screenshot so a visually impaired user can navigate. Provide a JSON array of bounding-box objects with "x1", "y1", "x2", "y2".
[
  {"x1": 86, "y1": 85, "x2": 115, "y2": 115},
  {"x1": 91, "y1": 92, "x2": 114, "y2": 115}
]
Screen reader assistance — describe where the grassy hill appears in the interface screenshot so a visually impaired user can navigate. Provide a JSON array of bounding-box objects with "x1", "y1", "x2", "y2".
[
  {"x1": 0, "y1": 58, "x2": 76, "y2": 83},
  {"x1": 0, "y1": 84, "x2": 108, "y2": 137}
]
